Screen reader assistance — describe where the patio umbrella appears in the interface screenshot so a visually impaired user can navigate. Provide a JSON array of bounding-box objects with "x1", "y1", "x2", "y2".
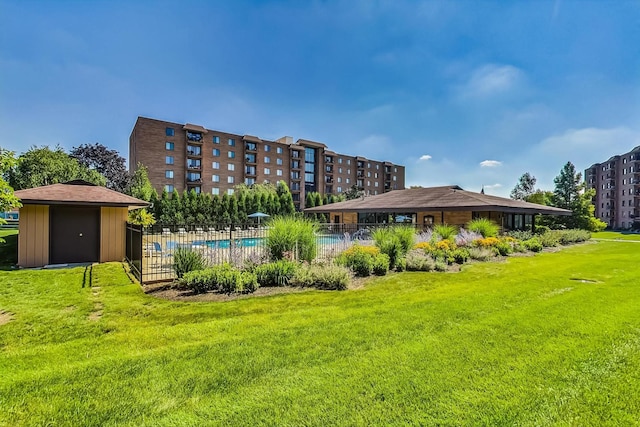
[{"x1": 248, "y1": 212, "x2": 270, "y2": 225}]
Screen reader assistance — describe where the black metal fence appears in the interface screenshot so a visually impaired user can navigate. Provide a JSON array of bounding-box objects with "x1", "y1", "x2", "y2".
[
  {"x1": 125, "y1": 223, "x2": 143, "y2": 282},
  {"x1": 129, "y1": 222, "x2": 429, "y2": 283}
]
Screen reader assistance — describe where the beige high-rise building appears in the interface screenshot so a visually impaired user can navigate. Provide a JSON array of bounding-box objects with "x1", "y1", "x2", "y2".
[
  {"x1": 585, "y1": 146, "x2": 640, "y2": 229},
  {"x1": 129, "y1": 117, "x2": 405, "y2": 210}
]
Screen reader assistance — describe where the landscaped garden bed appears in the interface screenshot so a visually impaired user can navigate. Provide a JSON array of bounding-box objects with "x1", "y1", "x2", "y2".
[{"x1": 149, "y1": 216, "x2": 594, "y2": 300}]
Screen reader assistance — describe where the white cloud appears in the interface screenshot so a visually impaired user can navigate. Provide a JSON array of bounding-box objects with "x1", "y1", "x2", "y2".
[
  {"x1": 419, "y1": 154, "x2": 432, "y2": 161},
  {"x1": 484, "y1": 183, "x2": 502, "y2": 189},
  {"x1": 480, "y1": 160, "x2": 502, "y2": 167},
  {"x1": 460, "y1": 64, "x2": 525, "y2": 98}
]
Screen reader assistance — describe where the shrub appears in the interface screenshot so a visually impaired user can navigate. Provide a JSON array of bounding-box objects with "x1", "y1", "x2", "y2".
[
  {"x1": 292, "y1": 263, "x2": 351, "y2": 290},
  {"x1": 434, "y1": 260, "x2": 448, "y2": 272},
  {"x1": 372, "y1": 226, "x2": 415, "y2": 270},
  {"x1": 266, "y1": 216, "x2": 318, "y2": 262},
  {"x1": 556, "y1": 229, "x2": 591, "y2": 244},
  {"x1": 466, "y1": 218, "x2": 499, "y2": 238},
  {"x1": 405, "y1": 250, "x2": 435, "y2": 271},
  {"x1": 494, "y1": 240, "x2": 512, "y2": 256},
  {"x1": 395, "y1": 257, "x2": 406, "y2": 272},
  {"x1": 435, "y1": 240, "x2": 456, "y2": 251},
  {"x1": 523, "y1": 237, "x2": 543, "y2": 252},
  {"x1": 173, "y1": 247, "x2": 207, "y2": 279},
  {"x1": 181, "y1": 263, "x2": 258, "y2": 294},
  {"x1": 372, "y1": 253, "x2": 390, "y2": 276},
  {"x1": 253, "y1": 260, "x2": 299, "y2": 287},
  {"x1": 451, "y1": 248, "x2": 470, "y2": 264},
  {"x1": 455, "y1": 228, "x2": 483, "y2": 246},
  {"x1": 535, "y1": 225, "x2": 550, "y2": 235},
  {"x1": 413, "y1": 242, "x2": 434, "y2": 251},
  {"x1": 474, "y1": 237, "x2": 500, "y2": 248},
  {"x1": 538, "y1": 231, "x2": 560, "y2": 247},
  {"x1": 467, "y1": 247, "x2": 495, "y2": 261},
  {"x1": 433, "y1": 224, "x2": 457, "y2": 241},
  {"x1": 336, "y1": 245, "x2": 378, "y2": 277},
  {"x1": 506, "y1": 230, "x2": 534, "y2": 241}
]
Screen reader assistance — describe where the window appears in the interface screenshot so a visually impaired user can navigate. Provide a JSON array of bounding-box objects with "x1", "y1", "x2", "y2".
[
  {"x1": 228, "y1": 138, "x2": 235, "y2": 146},
  {"x1": 347, "y1": 159, "x2": 351, "y2": 165},
  {"x1": 213, "y1": 149, "x2": 220, "y2": 157},
  {"x1": 165, "y1": 156, "x2": 174, "y2": 165},
  {"x1": 338, "y1": 158, "x2": 343, "y2": 164},
  {"x1": 367, "y1": 162, "x2": 371, "y2": 168},
  {"x1": 394, "y1": 167, "x2": 398, "y2": 172},
  {"x1": 212, "y1": 162, "x2": 220, "y2": 169},
  {"x1": 338, "y1": 167, "x2": 343, "y2": 173},
  {"x1": 264, "y1": 145, "x2": 271, "y2": 152},
  {"x1": 376, "y1": 164, "x2": 379, "y2": 170},
  {"x1": 337, "y1": 186, "x2": 342, "y2": 192},
  {"x1": 277, "y1": 158, "x2": 283, "y2": 165},
  {"x1": 213, "y1": 136, "x2": 220, "y2": 144},
  {"x1": 245, "y1": 178, "x2": 256, "y2": 185},
  {"x1": 276, "y1": 169, "x2": 283, "y2": 176},
  {"x1": 245, "y1": 142, "x2": 257, "y2": 151},
  {"x1": 228, "y1": 151, "x2": 235, "y2": 159},
  {"x1": 264, "y1": 156, "x2": 271, "y2": 163},
  {"x1": 228, "y1": 164, "x2": 235, "y2": 171},
  {"x1": 346, "y1": 178, "x2": 350, "y2": 184},
  {"x1": 165, "y1": 142, "x2": 174, "y2": 150},
  {"x1": 187, "y1": 131, "x2": 202, "y2": 142},
  {"x1": 212, "y1": 188, "x2": 220, "y2": 195},
  {"x1": 227, "y1": 189, "x2": 234, "y2": 195},
  {"x1": 187, "y1": 145, "x2": 201, "y2": 156},
  {"x1": 291, "y1": 171, "x2": 300, "y2": 179},
  {"x1": 277, "y1": 147, "x2": 283, "y2": 154},
  {"x1": 228, "y1": 176, "x2": 234, "y2": 184},
  {"x1": 212, "y1": 175, "x2": 220, "y2": 182},
  {"x1": 166, "y1": 127, "x2": 174, "y2": 136},
  {"x1": 164, "y1": 184, "x2": 174, "y2": 193},
  {"x1": 165, "y1": 170, "x2": 174, "y2": 179},
  {"x1": 246, "y1": 153, "x2": 256, "y2": 163},
  {"x1": 374, "y1": 173, "x2": 378, "y2": 178},
  {"x1": 347, "y1": 169, "x2": 351, "y2": 174},
  {"x1": 367, "y1": 172, "x2": 371, "y2": 177},
  {"x1": 374, "y1": 182, "x2": 379, "y2": 187},
  {"x1": 393, "y1": 176, "x2": 397, "y2": 181},
  {"x1": 264, "y1": 168, "x2": 271, "y2": 174},
  {"x1": 246, "y1": 166, "x2": 256, "y2": 175}
]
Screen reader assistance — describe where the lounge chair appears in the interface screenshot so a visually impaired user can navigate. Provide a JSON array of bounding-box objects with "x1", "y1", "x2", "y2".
[
  {"x1": 177, "y1": 228, "x2": 187, "y2": 235},
  {"x1": 195, "y1": 227, "x2": 204, "y2": 234},
  {"x1": 162, "y1": 228, "x2": 171, "y2": 235}
]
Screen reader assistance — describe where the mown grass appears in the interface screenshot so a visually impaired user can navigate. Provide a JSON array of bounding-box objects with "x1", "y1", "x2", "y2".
[
  {"x1": 1, "y1": 241, "x2": 639, "y2": 426},
  {"x1": 593, "y1": 230, "x2": 640, "y2": 241}
]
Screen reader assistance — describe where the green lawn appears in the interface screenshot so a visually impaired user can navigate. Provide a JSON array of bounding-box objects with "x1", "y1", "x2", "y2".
[
  {"x1": 593, "y1": 230, "x2": 640, "y2": 241},
  {"x1": 1, "y1": 242, "x2": 639, "y2": 426}
]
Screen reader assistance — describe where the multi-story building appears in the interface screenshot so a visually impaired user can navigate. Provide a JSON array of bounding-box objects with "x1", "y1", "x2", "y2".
[
  {"x1": 129, "y1": 117, "x2": 405, "y2": 210},
  {"x1": 585, "y1": 146, "x2": 640, "y2": 229}
]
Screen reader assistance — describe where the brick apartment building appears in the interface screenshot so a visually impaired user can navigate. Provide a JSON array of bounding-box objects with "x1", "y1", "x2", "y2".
[
  {"x1": 129, "y1": 117, "x2": 405, "y2": 210},
  {"x1": 585, "y1": 145, "x2": 640, "y2": 229}
]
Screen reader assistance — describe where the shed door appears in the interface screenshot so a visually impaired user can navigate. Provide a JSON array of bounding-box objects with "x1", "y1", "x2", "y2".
[{"x1": 50, "y1": 206, "x2": 100, "y2": 264}]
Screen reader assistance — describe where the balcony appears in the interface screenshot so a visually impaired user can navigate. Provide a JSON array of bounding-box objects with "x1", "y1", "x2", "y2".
[
  {"x1": 606, "y1": 173, "x2": 616, "y2": 180},
  {"x1": 245, "y1": 142, "x2": 257, "y2": 152},
  {"x1": 325, "y1": 177, "x2": 333, "y2": 184},
  {"x1": 325, "y1": 156, "x2": 333, "y2": 164},
  {"x1": 291, "y1": 161, "x2": 301, "y2": 170},
  {"x1": 325, "y1": 166, "x2": 333, "y2": 174},
  {"x1": 245, "y1": 167, "x2": 256, "y2": 176},
  {"x1": 187, "y1": 163, "x2": 201, "y2": 171},
  {"x1": 186, "y1": 178, "x2": 202, "y2": 184},
  {"x1": 186, "y1": 131, "x2": 203, "y2": 143},
  {"x1": 186, "y1": 146, "x2": 201, "y2": 157},
  {"x1": 357, "y1": 162, "x2": 365, "y2": 169},
  {"x1": 245, "y1": 154, "x2": 257, "y2": 164}
]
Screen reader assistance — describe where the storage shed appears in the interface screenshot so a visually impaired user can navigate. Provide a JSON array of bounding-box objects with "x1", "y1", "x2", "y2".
[{"x1": 13, "y1": 181, "x2": 148, "y2": 268}]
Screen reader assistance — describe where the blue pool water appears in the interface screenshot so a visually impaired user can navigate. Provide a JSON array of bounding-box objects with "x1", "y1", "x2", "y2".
[{"x1": 203, "y1": 235, "x2": 343, "y2": 249}]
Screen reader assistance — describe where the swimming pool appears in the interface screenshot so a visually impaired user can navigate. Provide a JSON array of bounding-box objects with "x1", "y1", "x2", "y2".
[{"x1": 200, "y1": 235, "x2": 344, "y2": 249}]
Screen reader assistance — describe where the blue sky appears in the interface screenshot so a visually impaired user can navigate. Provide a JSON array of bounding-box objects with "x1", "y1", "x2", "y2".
[{"x1": 1, "y1": 0, "x2": 639, "y2": 196}]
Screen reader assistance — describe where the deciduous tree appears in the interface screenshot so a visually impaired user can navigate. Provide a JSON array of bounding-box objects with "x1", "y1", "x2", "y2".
[{"x1": 70, "y1": 143, "x2": 129, "y2": 191}]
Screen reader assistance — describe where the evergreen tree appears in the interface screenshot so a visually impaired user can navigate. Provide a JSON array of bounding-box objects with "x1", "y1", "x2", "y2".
[
  {"x1": 510, "y1": 172, "x2": 537, "y2": 201},
  {"x1": 220, "y1": 194, "x2": 231, "y2": 224},
  {"x1": 211, "y1": 194, "x2": 222, "y2": 224},
  {"x1": 276, "y1": 181, "x2": 296, "y2": 214},
  {"x1": 171, "y1": 191, "x2": 184, "y2": 225},
  {"x1": 229, "y1": 196, "x2": 239, "y2": 224}
]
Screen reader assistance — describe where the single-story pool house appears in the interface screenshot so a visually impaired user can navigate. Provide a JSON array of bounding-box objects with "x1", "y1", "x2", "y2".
[
  {"x1": 304, "y1": 186, "x2": 571, "y2": 231},
  {"x1": 14, "y1": 180, "x2": 148, "y2": 268}
]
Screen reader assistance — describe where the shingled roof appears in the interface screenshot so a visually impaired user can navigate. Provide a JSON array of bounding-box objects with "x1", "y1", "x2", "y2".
[
  {"x1": 14, "y1": 181, "x2": 149, "y2": 208},
  {"x1": 305, "y1": 186, "x2": 571, "y2": 215}
]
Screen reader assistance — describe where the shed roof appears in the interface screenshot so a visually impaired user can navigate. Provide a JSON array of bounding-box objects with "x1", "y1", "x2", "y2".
[
  {"x1": 14, "y1": 181, "x2": 149, "y2": 208},
  {"x1": 305, "y1": 186, "x2": 572, "y2": 215}
]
